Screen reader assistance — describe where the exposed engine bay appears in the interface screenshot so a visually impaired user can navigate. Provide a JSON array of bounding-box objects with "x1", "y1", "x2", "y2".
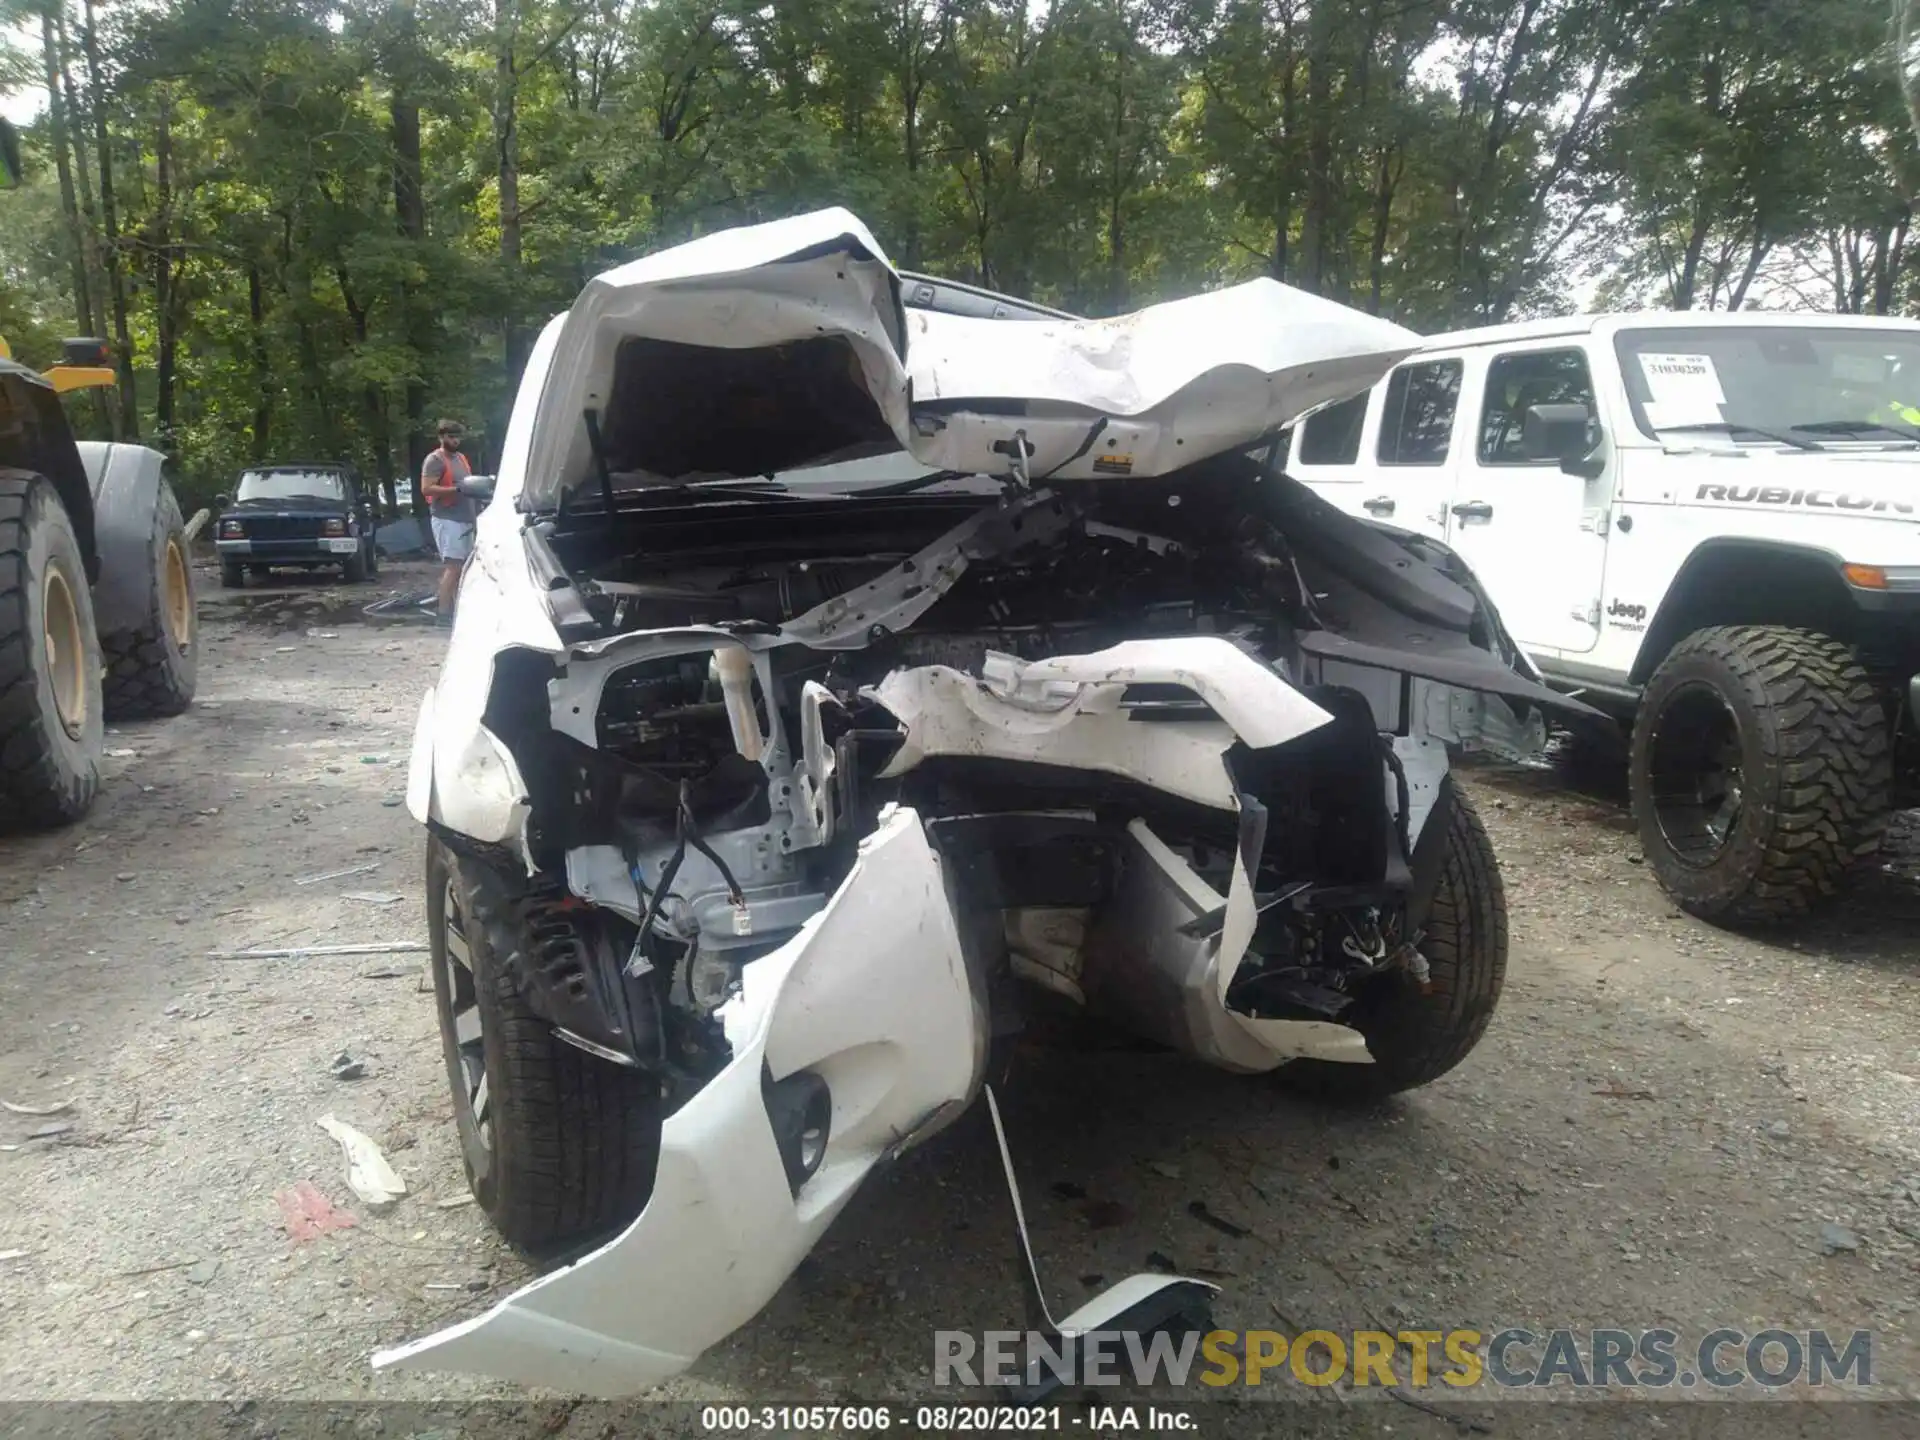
[
  {"x1": 459, "y1": 455, "x2": 1562, "y2": 1106},
  {"x1": 380, "y1": 208, "x2": 1595, "y2": 1397}
]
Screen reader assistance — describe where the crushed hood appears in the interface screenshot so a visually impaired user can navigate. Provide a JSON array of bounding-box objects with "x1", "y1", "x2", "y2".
[{"x1": 517, "y1": 208, "x2": 1420, "y2": 510}]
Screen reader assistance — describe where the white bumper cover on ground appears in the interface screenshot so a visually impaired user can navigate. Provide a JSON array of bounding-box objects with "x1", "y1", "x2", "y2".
[{"x1": 373, "y1": 806, "x2": 984, "y2": 1395}]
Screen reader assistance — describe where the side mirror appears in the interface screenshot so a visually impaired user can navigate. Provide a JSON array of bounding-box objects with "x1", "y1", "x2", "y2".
[
  {"x1": 456, "y1": 473, "x2": 496, "y2": 503},
  {"x1": 1522, "y1": 402, "x2": 1605, "y2": 479},
  {"x1": 214, "y1": 492, "x2": 231, "y2": 509}
]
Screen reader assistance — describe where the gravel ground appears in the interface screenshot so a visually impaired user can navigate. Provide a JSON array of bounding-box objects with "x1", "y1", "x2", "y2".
[{"x1": 2, "y1": 567, "x2": 1919, "y2": 1435}]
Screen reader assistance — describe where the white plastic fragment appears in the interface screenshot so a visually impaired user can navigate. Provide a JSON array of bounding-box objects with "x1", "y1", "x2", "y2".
[
  {"x1": 317, "y1": 1114, "x2": 407, "y2": 1209},
  {"x1": 1, "y1": 1099, "x2": 73, "y2": 1116},
  {"x1": 208, "y1": 942, "x2": 427, "y2": 960},
  {"x1": 294, "y1": 862, "x2": 381, "y2": 887}
]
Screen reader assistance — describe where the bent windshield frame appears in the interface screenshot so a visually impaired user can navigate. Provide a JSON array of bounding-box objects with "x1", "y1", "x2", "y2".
[{"x1": 1613, "y1": 325, "x2": 1920, "y2": 444}]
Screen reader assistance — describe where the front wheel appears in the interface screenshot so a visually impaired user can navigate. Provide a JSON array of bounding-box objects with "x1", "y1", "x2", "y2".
[
  {"x1": 0, "y1": 469, "x2": 103, "y2": 829},
  {"x1": 1280, "y1": 786, "x2": 1508, "y2": 1099},
  {"x1": 343, "y1": 544, "x2": 369, "y2": 583},
  {"x1": 220, "y1": 560, "x2": 244, "y2": 589},
  {"x1": 1629, "y1": 626, "x2": 1890, "y2": 926},
  {"x1": 426, "y1": 840, "x2": 661, "y2": 1258}
]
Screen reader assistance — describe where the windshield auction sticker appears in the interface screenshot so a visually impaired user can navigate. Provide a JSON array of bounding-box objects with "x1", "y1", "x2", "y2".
[{"x1": 1639, "y1": 352, "x2": 1727, "y2": 429}]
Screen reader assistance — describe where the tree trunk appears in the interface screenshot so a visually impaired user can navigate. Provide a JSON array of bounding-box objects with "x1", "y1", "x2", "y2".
[
  {"x1": 247, "y1": 263, "x2": 272, "y2": 462},
  {"x1": 1727, "y1": 238, "x2": 1772, "y2": 311},
  {"x1": 495, "y1": 0, "x2": 529, "y2": 387},
  {"x1": 1367, "y1": 148, "x2": 1400, "y2": 315},
  {"x1": 152, "y1": 91, "x2": 177, "y2": 455},
  {"x1": 80, "y1": 0, "x2": 136, "y2": 435},
  {"x1": 40, "y1": 11, "x2": 110, "y2": 433},
  {"x1": 1106, "y1": 34, "x2": 1128, "y2": 313},
  {"x1": 1298, "y1": 3, "x2": 1336, "y2": 294},
  {"x1": 391, "y1": 1, "x2": 430, "y2": 515},
  {"x1": 336, "y1": 267, "x2": 396, "y2": 511},
  {"x1": 40, "y1": 12, "x2": 96, "y2": 341}
]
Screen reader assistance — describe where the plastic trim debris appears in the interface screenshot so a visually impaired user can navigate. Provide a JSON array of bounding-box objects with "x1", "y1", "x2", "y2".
[{"x1": 208, "y1": 941, "x2": 427, "y2": 960}]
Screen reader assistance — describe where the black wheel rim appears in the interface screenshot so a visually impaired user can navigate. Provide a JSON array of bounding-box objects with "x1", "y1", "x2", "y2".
[
  {"x1": 1646, "y1": 682, "x2": 1746, "y2": 867},
  {"x1": 441, "y1": 878, "x2": 492, "y2": 1151}
]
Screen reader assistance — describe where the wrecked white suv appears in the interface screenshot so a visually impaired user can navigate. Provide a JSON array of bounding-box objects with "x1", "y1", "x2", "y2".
[{"x1": 380, "y1": 210, "x2": 1591, "y2": 1395}]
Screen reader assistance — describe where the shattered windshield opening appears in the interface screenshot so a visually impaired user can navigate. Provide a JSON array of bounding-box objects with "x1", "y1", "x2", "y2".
[
  {"x1": 596, "y1": 334, "x2": 898, "y2": 491},
  {"x1": 1614, "y1": 325, "x2": 1920, "y2": 447}
]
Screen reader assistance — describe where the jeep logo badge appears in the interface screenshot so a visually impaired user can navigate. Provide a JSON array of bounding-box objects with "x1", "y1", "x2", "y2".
[{"x1": 1607, "y1": 598, "x2": 1647, "y2": 623}]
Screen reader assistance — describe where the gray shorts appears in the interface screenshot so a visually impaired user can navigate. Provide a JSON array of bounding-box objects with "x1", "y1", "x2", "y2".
[{"x1": 432, "y1": 515, "x2": 476, "y2": 562}]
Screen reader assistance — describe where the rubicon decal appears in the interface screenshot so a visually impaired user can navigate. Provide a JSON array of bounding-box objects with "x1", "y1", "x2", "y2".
[{"x1": 1695, "y1": 483, "x2": 1914, "y2": 514}]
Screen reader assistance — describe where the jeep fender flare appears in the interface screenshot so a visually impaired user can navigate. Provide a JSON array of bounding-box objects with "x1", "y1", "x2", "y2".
[{"x1": 1629, "y1": 537, "x2": 1860, "y2": 686}]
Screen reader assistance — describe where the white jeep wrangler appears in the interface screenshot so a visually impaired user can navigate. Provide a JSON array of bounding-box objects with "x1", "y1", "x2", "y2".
[{"x1": 1288, "y1": 310, "x2": 1920, "y2": 926}]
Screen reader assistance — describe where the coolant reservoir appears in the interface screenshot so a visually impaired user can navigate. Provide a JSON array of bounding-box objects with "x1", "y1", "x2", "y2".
[{"x1": 711, "y1": 647, "x2": 765, "y2": 762}]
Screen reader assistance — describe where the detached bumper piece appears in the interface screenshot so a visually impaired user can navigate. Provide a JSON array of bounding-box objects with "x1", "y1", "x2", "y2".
[{"x1": 373, "y1": 806, "x2": 986, "y2": 1395}]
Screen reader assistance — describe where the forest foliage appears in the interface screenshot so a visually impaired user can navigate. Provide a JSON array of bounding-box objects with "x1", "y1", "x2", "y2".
[{"x1": 1, "y1": 0, "x2": 1915, "y2": 508}]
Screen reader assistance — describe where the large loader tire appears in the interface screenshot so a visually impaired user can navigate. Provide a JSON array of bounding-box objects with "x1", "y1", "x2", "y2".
[
  {"x1": 426, "y1": 839, "x2": 660, "y2": 1259},
  {"x1": 1629, "y1": 626, "x2": 1890, "y2": 926},
  {"x1": 1280, "y1": 788, "x2": 1508, "y2": 1100},
  {"x1": 0, "y1": 469, "x2": 103, "y2": 829},
  {"x1": 102, "y1": 481, "x2": 197, "y2": 719}
]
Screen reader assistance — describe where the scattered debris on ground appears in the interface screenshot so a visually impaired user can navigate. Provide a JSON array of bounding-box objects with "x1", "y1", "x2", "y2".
[{"x1": 317, "y1": 1115, "x2": 406, "y2": 1209}]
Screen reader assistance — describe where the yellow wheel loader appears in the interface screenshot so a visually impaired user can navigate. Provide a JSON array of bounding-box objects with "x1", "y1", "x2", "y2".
[{"x1": 1, "y1": 118, "x2": 198, "y2": 828}]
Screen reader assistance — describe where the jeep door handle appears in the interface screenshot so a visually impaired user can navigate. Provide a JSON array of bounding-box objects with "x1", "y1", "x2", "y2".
[
  {"x1": 1362, "y1": 495, "x2": 1395, "y2": 515},
  {"x1": 1451, "y1": 500, "x2": 1494, "y2": 520}
]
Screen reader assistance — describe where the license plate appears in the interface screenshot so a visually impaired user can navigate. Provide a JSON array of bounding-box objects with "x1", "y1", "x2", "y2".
[{"x1": 327, "y1": 539, "x2": 359, "y2": 554}]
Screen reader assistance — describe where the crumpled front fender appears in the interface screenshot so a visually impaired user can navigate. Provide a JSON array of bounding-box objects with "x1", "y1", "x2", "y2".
[{"x1": 373, "y1": 803, "x2": 986, "y2": 1395}]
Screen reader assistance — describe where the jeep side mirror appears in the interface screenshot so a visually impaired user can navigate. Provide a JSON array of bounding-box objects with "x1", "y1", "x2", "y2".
[
  {"x1": 214, "y1": 492, "x2": 231, "y2": 509},
  {"x1": 456, "y1": 473, "x2": 496, "y2": 503},
  {"x1": 1522, "y1": 402, "x2": 1605, "y2": 479}
]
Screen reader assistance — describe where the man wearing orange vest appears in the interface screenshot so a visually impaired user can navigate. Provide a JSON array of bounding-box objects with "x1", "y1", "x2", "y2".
[{"x1": 420, "y1": 418, "x2": 477, "y2": 623}]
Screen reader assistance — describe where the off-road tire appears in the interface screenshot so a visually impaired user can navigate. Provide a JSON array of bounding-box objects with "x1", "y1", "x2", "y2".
[
  {"x1": 1629, "y1": 626, "x2": 1890, "y2": 926},
  {"x1": 1280, "y1": 788, "x2": 1507, "y2": 1099},
  {"x1": 343, "y1": 544, "x2": 369, "y2": 583},
  {"x1": 0, "y1": 469, "x2": 103, "y2": 829},
  {"x1": 426, "y1": 839, "x2": 660, "y2": 1258},
  {"x1": 102, "y1": 482, "x2": 197, "y2": 719},
  {"x1": 220, "y1": 560, "x2": 244, "y2": 589}
]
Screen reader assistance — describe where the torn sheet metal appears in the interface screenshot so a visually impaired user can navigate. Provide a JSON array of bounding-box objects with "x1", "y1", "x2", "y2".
[
  {"x1": 903, "y1": 282, "x2": 1420, "y2": 479},
  {"x1": 1080, "y1": 820, "x2": 1371, "y2": 1072},
  {"x1": 869, "y1": 638, "x2": 1335, "y2": 811},
  {"x1": 374, "y1": 805, "x2": 986, "y2": 1395},
  {"x1": 511, "y1": 208, "x2": 1420, "y2": 511}
]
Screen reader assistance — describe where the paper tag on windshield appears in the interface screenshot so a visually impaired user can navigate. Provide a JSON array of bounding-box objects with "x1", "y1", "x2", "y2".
[{"x1": 1639, "y1": 353, "x2": 1725, "y2": 428}]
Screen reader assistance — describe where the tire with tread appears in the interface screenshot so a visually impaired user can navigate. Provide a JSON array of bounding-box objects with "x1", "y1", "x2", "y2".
[
  {"x1": 102, "y1": 481, "x2": 197, "y2": 719},
  {"x1": 343, "y1": 544, "x2": 369, "y2": 583},
  {"x1": 220, "y1": 560, "x2": 244, "y2": 589},
  {"x1": 427, "y1": 839, "x2": 660, "y2": 1258},
  {"x1": 1281, "y1": 788, "x2": 1507, "y2": 1099},
  {"x1": 0, "y1": 469, "x2": 103, "y2": 829},
  {"x1": 1628, "y1": 625, "x2": 1890, "y2": 926}
]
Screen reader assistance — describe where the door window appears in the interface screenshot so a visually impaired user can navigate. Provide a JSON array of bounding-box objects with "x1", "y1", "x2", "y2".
[
  {"x1": 1296, "y1": 393, "x2": 1368, "y2": 465},
  {"x1": 1376, "y1": 360, "x2": 1462, "y2": 466},
  {"x1": 1478, "y1": 349, "x2": 1599, "y2": 465}
]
